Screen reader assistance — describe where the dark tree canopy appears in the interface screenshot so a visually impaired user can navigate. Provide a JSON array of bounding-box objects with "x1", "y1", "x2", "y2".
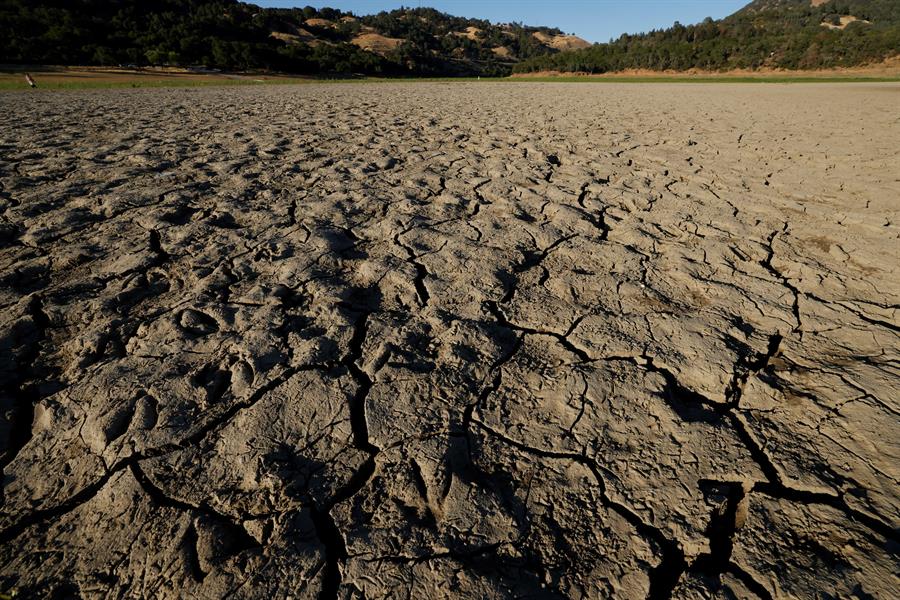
[
  {"x1": 0, "y1": 1, "x2": 566, "y2": 76},
  {"x1": 513, "y1": 0, "x2": 900, "y2": 74},
  {"x1": 2, "y1": 0, "x2": 896, "y2": 77}
]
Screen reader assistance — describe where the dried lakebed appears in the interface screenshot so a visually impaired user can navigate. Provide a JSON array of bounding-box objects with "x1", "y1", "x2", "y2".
[{"x1": 0, "y1": 83, "x2": 898, "y2": 598}]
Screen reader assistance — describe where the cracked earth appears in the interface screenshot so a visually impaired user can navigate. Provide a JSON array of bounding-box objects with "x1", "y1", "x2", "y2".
[{"x1": 0, "y1": 82, "x2": 898, "y2": 598}]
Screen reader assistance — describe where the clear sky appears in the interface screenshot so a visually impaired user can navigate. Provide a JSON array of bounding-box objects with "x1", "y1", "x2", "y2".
[{"x1": 254, "y1": 0, "x2": 749, "y2": 43}]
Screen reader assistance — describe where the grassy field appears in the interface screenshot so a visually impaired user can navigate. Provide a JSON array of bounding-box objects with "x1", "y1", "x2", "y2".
[
  {"x1": 0, "y1": 67, "x2": 315, "y2": 90},
  {"x1": 2, "y1": 67, "x2": 898, "y2": 90}
]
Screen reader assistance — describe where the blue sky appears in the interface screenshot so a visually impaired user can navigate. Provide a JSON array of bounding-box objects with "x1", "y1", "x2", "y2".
[{"x1": 255, "y1": 1, "x2": 749, "y2": 43}]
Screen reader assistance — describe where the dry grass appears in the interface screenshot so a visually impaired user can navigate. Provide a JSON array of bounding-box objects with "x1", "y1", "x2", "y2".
[
  {"x1": 0, "y1": 66, "x2": 313, "y2": 90},
  {"x1": 351, "y1": 33, "x2": 404, "y2": 55}
]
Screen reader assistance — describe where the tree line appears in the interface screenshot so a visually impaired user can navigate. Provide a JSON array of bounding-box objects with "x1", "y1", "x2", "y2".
[
  {"x1": 513, "y1": 0, "x2": 900, "y2": 73},
  {"x1": 0, "y1": 0, "x2": 566, "y2": 77},
  {"x1": 6, "y1": 0, "x2": 892, "y2": 76}
]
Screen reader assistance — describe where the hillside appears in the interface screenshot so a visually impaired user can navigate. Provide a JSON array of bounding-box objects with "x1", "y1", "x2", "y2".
[
  {"x1": 514, "y1": 0, "x2": 900, "y2": 74},
  {"x1": 0, "y1": 1, "x2": 588, "y2": 77}
]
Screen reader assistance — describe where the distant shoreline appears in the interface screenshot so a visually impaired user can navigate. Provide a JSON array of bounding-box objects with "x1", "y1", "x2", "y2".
[
  {"x1": 510, "y1": 56, "x2": 900, "y2": 81},
  {"x1": 2, "y1": 64, "x2": 899, "y2": 90}
]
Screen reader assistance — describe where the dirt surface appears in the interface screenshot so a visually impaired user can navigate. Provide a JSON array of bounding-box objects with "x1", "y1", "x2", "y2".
[
  {"x1": 513, "y1": 55, "x2": 900, "y2": 79},
  {"x1": 0, "y1": 82, "x2": 898, "y2": 598}
]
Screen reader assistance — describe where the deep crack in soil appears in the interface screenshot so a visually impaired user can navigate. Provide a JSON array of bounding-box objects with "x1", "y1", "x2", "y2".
[{"x1": 0, "y1": 82, "x2": 897, "y2": 599}]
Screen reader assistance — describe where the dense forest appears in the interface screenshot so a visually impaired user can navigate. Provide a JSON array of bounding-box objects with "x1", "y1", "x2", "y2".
[
  {"x1": 2, "y1": 0, "x2": 898, "y2": 76},
  {"x1": 514, "y1": 0, "x2": 900, "y2": 73},
  {"x1": 0, "y1": 0, "x2": 567, "y2": 76}
]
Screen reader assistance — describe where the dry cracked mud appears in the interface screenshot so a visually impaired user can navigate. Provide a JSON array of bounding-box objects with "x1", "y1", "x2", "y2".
[{"x1": 0, "y1": 82, "x2": 898, "y2": 598}]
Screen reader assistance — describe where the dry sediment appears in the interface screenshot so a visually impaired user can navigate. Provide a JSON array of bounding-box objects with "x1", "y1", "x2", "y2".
[{"x1": 0, "y1": 82, "x2": 898, "y2": 598}]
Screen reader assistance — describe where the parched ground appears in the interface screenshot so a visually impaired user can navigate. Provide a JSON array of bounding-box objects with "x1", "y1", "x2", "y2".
[{"x1": 0, "y1": 82, "x2": 898, "y2": 598}]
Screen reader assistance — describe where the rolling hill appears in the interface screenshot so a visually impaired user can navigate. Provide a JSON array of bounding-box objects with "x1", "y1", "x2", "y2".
[
  {"x1": 513, "y1": 0, "x2": 900, "y2": 74},
  {"x1": 2, "y1": 0, "x2": 897, "y2": 77},
  {"x1": 0, "y1": 1, "x2": 588, "y2": 77}
]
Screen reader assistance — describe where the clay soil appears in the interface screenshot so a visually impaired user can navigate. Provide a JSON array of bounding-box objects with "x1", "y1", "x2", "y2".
[{"x1": 0, "y1": 82, "x2": 898, "y2": 598}]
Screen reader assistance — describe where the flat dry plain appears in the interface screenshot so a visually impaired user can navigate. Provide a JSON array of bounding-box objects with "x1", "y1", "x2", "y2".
[{"x1": 0, "y1": 82, "x2": 898, "y2": 598}]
